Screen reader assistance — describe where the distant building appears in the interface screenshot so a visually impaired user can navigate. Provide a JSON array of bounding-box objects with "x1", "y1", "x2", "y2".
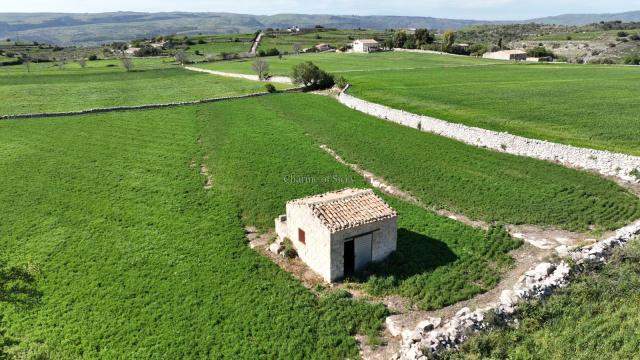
[
  {"x1": 275, "y1": 188, "x2": 397, "y2": 282},
  {"x1": 315, "y1": 43, "x2": 332, "y2": 52},
  {"x1": 352, "y1": 39, "x2": 380, "y2": 53},
  {"x1": 483, "y1": 50, "x2": 527, "y2": 61},
  {"x1": 400, "y1": 28, "x2": 417, "y2": 35},
  {"x1": 287, "y1": 26, "x2": 301, "y2": 32}
]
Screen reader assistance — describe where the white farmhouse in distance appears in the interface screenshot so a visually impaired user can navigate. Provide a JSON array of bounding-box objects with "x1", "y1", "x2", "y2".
[
  {"x1": 352, "y1": 39, "x2": 380, "y2": 53},
  {"x1": 275, "y1": 188, "x2": 397, "y2": 282},
  {"x1": 483, "y1": 49, "x2": 527, "y2": 61}
]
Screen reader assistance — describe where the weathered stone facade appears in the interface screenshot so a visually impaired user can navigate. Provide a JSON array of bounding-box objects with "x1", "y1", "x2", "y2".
[{"x1": 275, "y1": 189, "x2": 398, "y2": 282}]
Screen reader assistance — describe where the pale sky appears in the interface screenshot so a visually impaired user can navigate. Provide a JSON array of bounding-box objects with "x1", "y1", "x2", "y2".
[{"x1": 2, "y1": 0, "x2": 639, "y2": 21}]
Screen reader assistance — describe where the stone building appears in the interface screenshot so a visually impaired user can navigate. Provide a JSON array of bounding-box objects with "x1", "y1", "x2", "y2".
[
  {"x1": 482, "y1": 49, "x2": 527, "y2": 61},
  {"x1": 275, "y1": 188, "x2": 397, "y2": 282},
  {"x1": 352, "y1": 39, "x2": 380, "y2": 53}
]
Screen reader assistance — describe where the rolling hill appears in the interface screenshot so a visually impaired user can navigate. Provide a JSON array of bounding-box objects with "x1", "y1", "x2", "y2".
[{"x1": 0, "y1": 10, "x2": 639, "y2": 45}]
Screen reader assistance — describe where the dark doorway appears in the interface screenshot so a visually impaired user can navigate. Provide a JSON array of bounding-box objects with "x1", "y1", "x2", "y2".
[{"x1": 344, "y1": 240, "x2": 355, "y2": 277}]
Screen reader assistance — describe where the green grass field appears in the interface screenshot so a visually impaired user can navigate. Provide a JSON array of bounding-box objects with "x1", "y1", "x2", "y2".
[
  {"x1": 259, "y1": 30, "x2": 391, "y2": 53},
  {"x1": 195, "y1": 96, "x2": 522, "y2": 310},
  {"x1": 0, "y1": 59, "x2": 287, "y2": 115},
  {"x1": 195, "y1": 51, "x2": 496, "y2": 75},
  {"x1": 197, "y1": 52, "x2": 640, "y2": 155},
  {"x1": 0, "y1": 107, "x2": 388, "y2": 359},
  {"x1": 448, "y1": 240, "x2": 640, "y2": 360},
  {"x1": 226, "y1": 94, "x2": 639, "y2": 232}
]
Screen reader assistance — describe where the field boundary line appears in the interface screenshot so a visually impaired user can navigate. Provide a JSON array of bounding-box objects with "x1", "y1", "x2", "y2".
[
  {"x1": 250, "y1": 32, "x2": 264, "y2": 54},
  {"x1": 0, "y1": 88, "x2": 302, "y2": 120},
  {"x1": 337, "y1": 85, "x2": 640, "y2": 184},
  {"x1": 184, "y1": 65, "x2": 293, "y2": 84}
]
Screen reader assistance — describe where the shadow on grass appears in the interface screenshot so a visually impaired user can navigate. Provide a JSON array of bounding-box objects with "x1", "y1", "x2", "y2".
[
  {"x1": 0, "y1": 261, "x2": 42, "y2": 309},
  {"x1": 357, "y1": 228, "x2": 458, "y2": 282}
]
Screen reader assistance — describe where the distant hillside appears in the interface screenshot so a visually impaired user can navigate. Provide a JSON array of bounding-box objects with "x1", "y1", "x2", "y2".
[
  {"x1": 529, "y1": 10, "x2": 640, "y2": 25},
  {"x1": 0, "y1": 10, "x2": 638, "y2": 45}
]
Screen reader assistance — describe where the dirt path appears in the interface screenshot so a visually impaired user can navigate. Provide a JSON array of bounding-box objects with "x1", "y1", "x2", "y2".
[
  {"x1": 184, "y1": 66, "x2": 294, "y2": 84},
  {"x1": 250, "y1": 32, "x2": 264, "y2": 54}
]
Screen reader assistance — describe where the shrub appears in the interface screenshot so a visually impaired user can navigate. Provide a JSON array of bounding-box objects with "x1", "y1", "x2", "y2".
[
  {"x1": 590, "y1": 57, "x2": 615, "y2": 64},
  {"x1": 617, "y1": 31, "x2": 629, "y2": 37},
  {"x1": 134, "y1": 45, "x2": 163, "y2": 57},
  {"x1": 291, "y1": 61, "x2": 335, "y2": 90},
  {"x1": 630, "y1": 34, "x2": 640, "y2": 41},
  {"x1": 623, "y1": 54, "x2": 640, "y2": 65},
  {"x1": 526, "y1": 46, "x2": 555, "y2": 58},
  {"x1": 281, "y1": 238, "x2": 297, "y2": 258},
  {"x1": 365, "y1": 275, "x2": 396, "y2": 296},
  {"x1": 88, "y1": 54, "x2": 98, "y2": 61},
  {"x1": 335, "y1": 76, "x2": 348, "y2": 89},
  {"x1": 469, "y1": 43, "x2": 488, "y2": 56},
  {"x1": 258, "y1": 48, "x2": 280, "y2": 57},
  {"x1": 265, "y1": 83, "x2": 277, "y2": 93}
]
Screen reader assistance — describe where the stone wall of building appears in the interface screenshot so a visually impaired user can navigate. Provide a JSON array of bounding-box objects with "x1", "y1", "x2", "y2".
[
  {"x1": 284, "y1": 203, "x2": 333, "y2": 281},
  {"x1": 330, "y1": 217, "x2": 397, "y2": 280},
  {"x1": 337, "y1": 87, "x2": 640, "y2": 183}
]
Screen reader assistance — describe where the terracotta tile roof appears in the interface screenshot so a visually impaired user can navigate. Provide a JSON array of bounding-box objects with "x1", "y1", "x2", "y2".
[{"x1": 290, "y1": 188, "x2": 397, "y2": 233}]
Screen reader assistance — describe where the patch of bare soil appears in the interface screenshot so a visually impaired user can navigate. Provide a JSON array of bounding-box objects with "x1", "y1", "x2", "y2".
[
  {"x1": 244, "y1": 226, "x2": 326, "y2": 289},
  {"x1": 357, "y1": 333, "x2": 403, "y2": 360},
  {"x1": 200, "y1": 164, "x2": 213, "y2": 190}
]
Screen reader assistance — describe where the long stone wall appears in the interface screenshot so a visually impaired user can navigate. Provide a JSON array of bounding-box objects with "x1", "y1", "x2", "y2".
[
  {"x1": 184, "y1": 66, "x2": 293, "y2": 84},
  {"x1": 338, "y1": 86, "x2": 640, "y2": 183},
  {"x1": 0, "y1": 89, "x2": 303, "y2": 121},
  {"x1": 394, "y1": 218, "x2": 640, "y2": 359}
]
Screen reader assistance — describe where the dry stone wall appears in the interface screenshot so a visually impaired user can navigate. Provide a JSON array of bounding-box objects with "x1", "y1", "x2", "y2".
[
  {"x1": 338, "y1": 86, "x2": 640, "y2": 183},
  {"x1": 393, "y1": 218, "x2": 640, "y2": 360},
  {"x1": 0, "y1": 89, "x2": 303, "y2": 121}
]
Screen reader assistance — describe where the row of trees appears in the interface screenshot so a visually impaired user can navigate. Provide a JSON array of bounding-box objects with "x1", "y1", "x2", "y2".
[{"x1": 384, "y1": 29, "x2": 436, "y2": 49}]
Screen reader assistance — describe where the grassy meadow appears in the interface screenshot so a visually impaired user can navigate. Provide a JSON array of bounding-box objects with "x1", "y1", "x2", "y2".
[
  {"x1": 195, "y1": 96, "x2": 522, "y2": 310},
  {"x1": 197, "y1": 51, "x2": 640, "y2": 155},
  {"x1": 218, "y1": 94, "x2": 639, "y2": 232},
  {"x1": 0, "y1": 59, "x2": 287, "y2": 115},
  {"x1": 0, "y1": 107, "x2": 388, "y2": 359}
]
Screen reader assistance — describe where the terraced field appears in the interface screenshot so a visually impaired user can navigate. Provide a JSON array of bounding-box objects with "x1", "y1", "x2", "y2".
[
  {"x1": 0, "y1": 59, "x2": 287, "y2": 115},
  {"x1": 182, "y1": 33, "x2": 255, "y2": 60},
  {"x1": 197, "y1": 52, "x2": 640, "y2": 155}
]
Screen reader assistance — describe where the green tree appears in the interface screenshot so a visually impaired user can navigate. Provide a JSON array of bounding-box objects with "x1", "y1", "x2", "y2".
[
  {"x1": 393, "y1": 31, "x2": 408, "y2": 48},
  {"x1": 291, "y1": 61, "x2": 334, "y2": 90},
  {"x1": 415, "y1": 28, "x2": 434, "y2": 46},
  {"x1": 443, "y1": 31, "x2": 456, "y2": 52}
]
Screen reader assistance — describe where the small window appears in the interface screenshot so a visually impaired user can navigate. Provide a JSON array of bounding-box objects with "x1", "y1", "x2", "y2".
[{"x1": 298, "y1": 228, "x2": 306, "y2": 244}]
